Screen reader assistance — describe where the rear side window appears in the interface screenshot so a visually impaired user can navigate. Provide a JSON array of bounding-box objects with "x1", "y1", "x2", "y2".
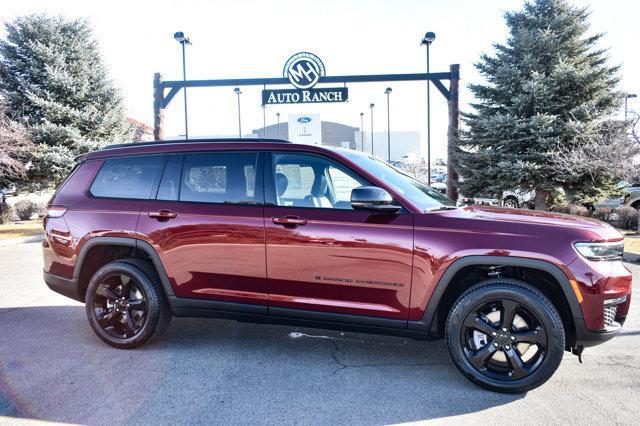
[
  {"x1": 90, "y1": 155, "x2": 163, "y2": 200},
  {"x1": 180, "y1": 152, "x2": 260, "y2": 204},
  {"x1": 156, "y1": 155, "x2": 182, "y2": 201}
]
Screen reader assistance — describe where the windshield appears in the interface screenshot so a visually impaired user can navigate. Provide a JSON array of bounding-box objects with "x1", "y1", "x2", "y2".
[{"x1": 339, "y1": 150, "x2": 456, "y2": 211}]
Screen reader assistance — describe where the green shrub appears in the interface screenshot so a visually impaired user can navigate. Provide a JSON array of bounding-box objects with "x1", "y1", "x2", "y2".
[
  {"x1": 615, "y1": 206, "x2": 639, "y2": 230},
  {"x1": 36, "y1": 202, "x2": 47, "y2": 218},
  {"x1": 549, "y1": 203, "x2": 571, "y2": 214},
  {"x1": 591, "y1": 208, "x2": 610, "y2": 222},
  {"x1": 550, "y1": 203, "x2": 589, "y2": 217},
  {"x1": 0, "y1": 203, "x2": 12, "y2": 224},
  {"x1": 568, "y1": 204, "x2": 589, "y2": 217},
  {"x1": 14, "y1": 199, "x2": 39, "y2": 221}
]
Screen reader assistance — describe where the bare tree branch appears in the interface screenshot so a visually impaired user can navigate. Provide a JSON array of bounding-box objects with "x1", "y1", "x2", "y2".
[{"x1": 0, "y1": 103, "x2": 34, "y2": 183}]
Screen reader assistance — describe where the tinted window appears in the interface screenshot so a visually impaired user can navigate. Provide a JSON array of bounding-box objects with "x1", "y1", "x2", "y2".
[
  {"x1": 273, "y1": 153, "x2": 368, "y2": 209},
  {"x1": 157, "y1": 155, "x2": 182, "y2": 201},
  {"x1": 180, "y1": 152, "x2": 260, "y2": 204},
  {"x1": 90, "y1": 155, "x2": 162, "y2": 200}
]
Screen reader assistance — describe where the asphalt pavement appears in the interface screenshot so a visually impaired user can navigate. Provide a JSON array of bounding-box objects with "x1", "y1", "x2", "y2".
[{"x1": 1, "y1": 241, "x2": 639, "y2": 425}]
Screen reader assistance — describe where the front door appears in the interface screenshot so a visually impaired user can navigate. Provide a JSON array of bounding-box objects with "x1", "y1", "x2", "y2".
[
  {"x1": 137, "y1": 151, "x2": 267, "y2": 307},
  {"x1": 264, "y1": 152, "x2": 414, "y2": 322}
]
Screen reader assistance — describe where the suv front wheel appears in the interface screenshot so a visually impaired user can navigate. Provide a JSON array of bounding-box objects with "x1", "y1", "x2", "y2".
[
  {"x1": 445, "y1": 279, "x2": 565, "y2": 393},
  {"x1": 85, "y1": 260, "x2": 172, "y2": 349}
]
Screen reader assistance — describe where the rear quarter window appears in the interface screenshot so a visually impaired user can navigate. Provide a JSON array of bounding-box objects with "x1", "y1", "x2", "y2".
[{"x1": 89, "y1": 155, "x2": 163, "y2": 200}]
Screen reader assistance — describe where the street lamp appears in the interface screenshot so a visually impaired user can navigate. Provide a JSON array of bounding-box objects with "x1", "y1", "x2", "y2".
[
  {"x1": 624, "y1": 93, "x2": 637, "y2": 120},
  {"x1": 359, "y1": 112, "x2": 364, "y2": 151},
  {"x1": 369, "y1": 103, "x2": 375, "y2": 156},
  {"x1": 174, "y1": 31, "x2": 191, "y2": 140},
  {"x1": 385, "y1": 87, "x2": 392, "y2": 161},
  {"x1": 421, "y1": 31, "x2": 436, "y2": 185},
  {"x1": 234, "y1": 87, "x2": 242, "y2": 138},
  {"x1": 276, "y1": 113, "x2": 281, "y2": 139}
]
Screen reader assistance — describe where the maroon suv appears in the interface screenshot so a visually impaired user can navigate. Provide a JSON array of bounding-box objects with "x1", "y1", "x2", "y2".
[{"x1": 42, "y1": 139, "x2": 632, "y2": 393}]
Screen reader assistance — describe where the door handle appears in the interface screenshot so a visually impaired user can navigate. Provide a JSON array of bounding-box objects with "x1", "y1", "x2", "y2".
[
  {"x1": 272, "y1": 216, "x2": 307, "y2": 227},
  {"x1": 149, "y1": 210, "x2": 178, "y2": 221}
]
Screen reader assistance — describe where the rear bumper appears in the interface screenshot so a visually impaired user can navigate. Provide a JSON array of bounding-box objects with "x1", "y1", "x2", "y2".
[{"x1": 43, "y1": 271, "x2": 82, "y2": 302}]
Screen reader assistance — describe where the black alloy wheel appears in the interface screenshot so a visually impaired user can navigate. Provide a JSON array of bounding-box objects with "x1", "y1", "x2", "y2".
[
  {"x1": 93, "y1": 273, "x2": 148, "y2": 339},
  {"x1": 460, "y1": 298, "x2": 547, "y2": 381},
  {"x1": 502, "y1": 197, "x2": 519, "y2": 209},
  {"x1": 85, "y1": 260, "x2": 172, "y2": 349},
  {"x1": 446, "y1": 279, "x2": 565, "y2": 393}
]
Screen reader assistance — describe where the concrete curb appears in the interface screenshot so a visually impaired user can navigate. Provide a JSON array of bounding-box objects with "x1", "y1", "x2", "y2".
[
  {"x1": 0, "y1": 234, "x2": 45, "y2": 247},
  {"x1": 624, "y1": 251, "x2": 640, "y2": 263}
]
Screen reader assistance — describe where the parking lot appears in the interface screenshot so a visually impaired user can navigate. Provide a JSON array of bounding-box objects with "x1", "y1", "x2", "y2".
[{"x1": 0, "y1": 241, "x2": 639, "y2": 425}]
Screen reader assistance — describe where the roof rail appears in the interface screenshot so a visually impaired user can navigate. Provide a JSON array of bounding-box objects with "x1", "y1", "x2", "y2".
[{"x1": 103, "y1": 138, "x2": 292, "y2": 150}]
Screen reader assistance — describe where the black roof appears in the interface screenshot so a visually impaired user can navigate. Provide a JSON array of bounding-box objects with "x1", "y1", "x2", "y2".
[{"x1": 103, "y1": 138, "x2": 292, "y2": 150}]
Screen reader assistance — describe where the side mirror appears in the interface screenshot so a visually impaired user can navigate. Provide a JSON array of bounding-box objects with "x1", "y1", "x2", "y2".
[{"x1": 351, "y1": 186, "x2": 401, "y2": 213}]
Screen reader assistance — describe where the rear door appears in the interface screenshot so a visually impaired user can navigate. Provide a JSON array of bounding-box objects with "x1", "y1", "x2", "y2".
[
  {"x1": 264, "y1": 151, "x2": 414, "y2": 323},
  {"x1": 137, "y1": 150, "x2": 268, "y2": 308}
]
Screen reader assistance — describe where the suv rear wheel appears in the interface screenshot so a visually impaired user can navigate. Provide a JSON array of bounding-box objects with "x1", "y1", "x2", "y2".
[
  {"x1": 85, "y1": 260, "x2": 172, "y2": 349},
  {"x1": 445, "y1": 279, "x2": 565, "y2": 393}
]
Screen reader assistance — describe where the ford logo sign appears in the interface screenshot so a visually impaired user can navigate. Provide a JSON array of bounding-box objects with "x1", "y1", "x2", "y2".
[
  {"x1": 283, "y1": 52, "x2": 325, "y2": 89},
  {"x1": 297, "y1": 117, "x2": 312, "y2": 123}
]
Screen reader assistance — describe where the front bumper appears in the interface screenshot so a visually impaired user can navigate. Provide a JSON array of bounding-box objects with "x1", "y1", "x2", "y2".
[
  {"x1": 574, "y1": 315, "x2": 627, "y2": 347},
  {"x1": 43, "y1": 270, "x2": 82, "y2": 302}
]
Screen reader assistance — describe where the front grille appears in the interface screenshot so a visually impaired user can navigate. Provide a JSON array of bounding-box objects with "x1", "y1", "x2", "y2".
[{"x1": 603, "y1": 305, "x2": 618, "y2": 328}]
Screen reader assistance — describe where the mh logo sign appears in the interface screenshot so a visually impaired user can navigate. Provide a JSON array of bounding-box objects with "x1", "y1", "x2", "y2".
[
  {"x1": 283, "y1": 52, "x2": 325, "y2": 89},
  {"x1": 263, "y1": 52, "x2": 348, "y2": 105}
]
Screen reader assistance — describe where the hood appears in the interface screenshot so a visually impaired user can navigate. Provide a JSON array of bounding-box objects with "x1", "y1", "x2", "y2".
[
  {"x1": 464, "y1": 204, "x2": 606, "y2": 228},
  {"x1": 429, "y1": 204, "x2": 623, "y2": 242}
]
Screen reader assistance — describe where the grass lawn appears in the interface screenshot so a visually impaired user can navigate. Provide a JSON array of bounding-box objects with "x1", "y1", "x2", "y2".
[
  {"x1": 0, "y1": 219, "x2": 43, "y2": 240},
  {"x1": 625, "y1": 235, "x2": 640, "y2": 254}
]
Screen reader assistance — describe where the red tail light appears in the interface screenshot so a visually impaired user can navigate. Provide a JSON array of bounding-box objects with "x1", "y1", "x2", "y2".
[{"x1": 46, "y1": 205, "x2": 68, "y2": 218}]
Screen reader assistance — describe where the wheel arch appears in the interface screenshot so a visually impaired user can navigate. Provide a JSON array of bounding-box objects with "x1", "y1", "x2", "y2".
[
  {"x1": 409, "y1": 256, "x2": 583, "y2": 342},
  {"x1": 73, "y1": 237, "x2": 175, "y2": 302}
]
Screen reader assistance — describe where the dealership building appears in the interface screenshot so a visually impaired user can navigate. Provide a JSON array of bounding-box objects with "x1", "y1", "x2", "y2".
[{"x1": 252, "y1": 114, "x2": 421, "y2": 161}]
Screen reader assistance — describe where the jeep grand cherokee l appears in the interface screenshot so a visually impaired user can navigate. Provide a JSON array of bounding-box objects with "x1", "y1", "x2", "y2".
[{"x1": 42, "y1": 139, "x2": 632, "y2": 393}]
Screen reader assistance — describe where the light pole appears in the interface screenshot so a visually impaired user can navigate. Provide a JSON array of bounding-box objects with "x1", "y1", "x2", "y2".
[
  {"x1": 276, "y1": 113, "x2": 281, "y2": 139},
  {"x1": 624, "y1": 93, "x2": 637, "y2": 120},
  {"x1": 234, "y1": 87, "x2": 242, "y2": 138},
  {"x1": 360, "y1": 112, "x2": 364, "y2": 151},
  {"x1": 421, "y1": 31, "x2": 436, "y2": 185},
  {"x1": 369, "y1": 103, "x2": 375, "y2": 156},
  {"x1": 174, "y1": 31, "x2": 191, "y2": 140},
  {"x1": 262, "y1": 105, "x2": 266, "y2": 138},
  {"x1": 385, "y1": 87, "x2": 392, "y2": 161}
]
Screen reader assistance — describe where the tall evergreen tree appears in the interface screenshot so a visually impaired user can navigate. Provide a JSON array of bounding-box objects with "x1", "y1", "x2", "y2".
[
  {"x1": 457, "y1": 0, "x2": 622, "y2": 209},
  {"x1": 0, "y1": 14, "x2": 132, "y2": 185}
]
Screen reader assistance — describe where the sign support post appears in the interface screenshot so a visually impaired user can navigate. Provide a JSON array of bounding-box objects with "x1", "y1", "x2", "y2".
[
  {"x1": 446, "y1": 64, "x2": 460, "y2": 201},
  {"x1": 153, "y1": 73, "x2": 165, "y2": 141}
]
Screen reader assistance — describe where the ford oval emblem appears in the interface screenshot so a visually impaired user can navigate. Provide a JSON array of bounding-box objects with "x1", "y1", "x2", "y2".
[{"x1": 297, "y1": 117, "x2": 311, "y2": 123}]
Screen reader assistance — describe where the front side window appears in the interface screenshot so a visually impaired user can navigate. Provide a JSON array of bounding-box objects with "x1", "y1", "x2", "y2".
[
  {"x1": 180, "y1": 152, "x2": 260, "y2": 204},
  {"x1": 273, "y1": 153, "x2": 368, "y2": 209},
  {"x1": 338, "y1": 149, "x2": 456, "y2": 211},
  {"x1": 90, "y1": 155, "x2": 163, "y2": 200}
]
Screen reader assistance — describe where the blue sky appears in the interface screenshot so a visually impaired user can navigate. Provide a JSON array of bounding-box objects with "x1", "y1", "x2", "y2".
[{"x1": 1, "y1": 0, "x2": 638, "y2": 159}]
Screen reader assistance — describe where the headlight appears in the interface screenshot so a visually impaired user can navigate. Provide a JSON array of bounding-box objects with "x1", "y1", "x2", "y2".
[{"x1": 574, "y1": 241, "x2": 623, "y2": 261}]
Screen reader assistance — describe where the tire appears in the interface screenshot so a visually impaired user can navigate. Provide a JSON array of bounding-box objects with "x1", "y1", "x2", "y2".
[
  {"x1": 85, "y1": 259, "x2": 172, "y2": 349},
  {"x1": 502, "y1": 197, "x2": 519, "y2": 209},
  {"x1": 631, "y1": 201, "x2": 640, "y2": 211},
  {"x1": 445, "y1": 278, "x2": 565, "y2": 393}
]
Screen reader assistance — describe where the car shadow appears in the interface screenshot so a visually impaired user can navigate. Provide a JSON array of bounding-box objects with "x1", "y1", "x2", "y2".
[{"x1": 0, "y1": 305, "x2": 524, "y2": 424}]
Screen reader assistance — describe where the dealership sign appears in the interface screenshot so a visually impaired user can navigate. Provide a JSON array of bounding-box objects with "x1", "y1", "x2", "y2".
[{"x1": 262, "y1": 52, "x2": 348, "y2": 105}]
